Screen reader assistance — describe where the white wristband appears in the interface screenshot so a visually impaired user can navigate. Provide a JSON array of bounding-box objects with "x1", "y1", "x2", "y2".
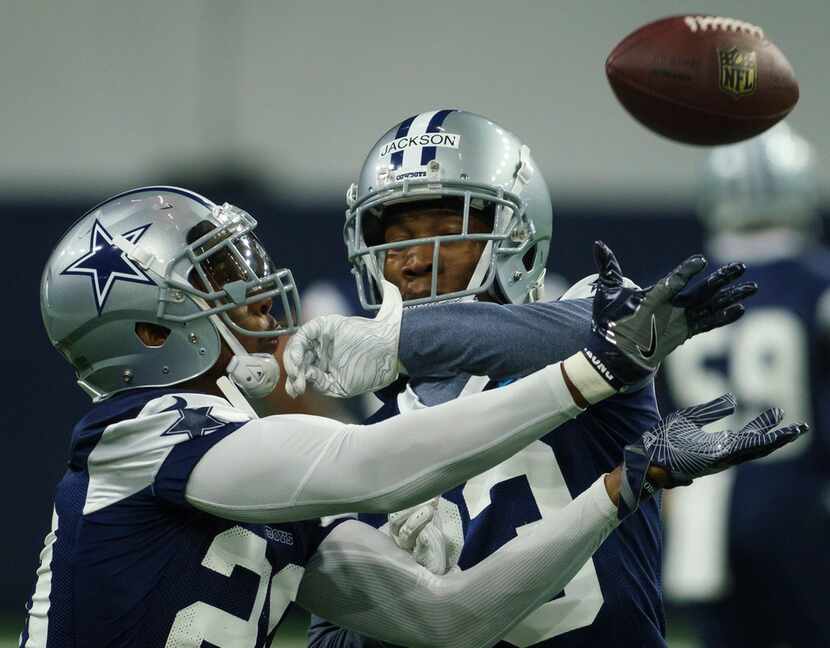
[{"x1": 562, "y1": 352, "x2": 617, "y2": 405}]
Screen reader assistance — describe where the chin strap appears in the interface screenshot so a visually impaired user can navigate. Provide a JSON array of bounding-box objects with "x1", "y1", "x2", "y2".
[
  {"x1": 210, "y1": 313, "x2": 280, "y2": 400},
  {"x1": 464, "y1": 240, "x2": 494, "y2": 298},
  {"x1": 77, "y1": 379, "x2": 106, "y2": 402},
  {"x1": 528, "y1": 268, "x2": 546, "y2": 302},
  {"x1": 225, "y1": 353, "x2": 280, "y2": 399},
  {"x1": 216, "y1": 376, "x2": 259, "y2": 419}
]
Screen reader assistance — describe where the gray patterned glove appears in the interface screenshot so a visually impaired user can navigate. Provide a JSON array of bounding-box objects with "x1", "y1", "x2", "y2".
[
  {"x1": 387, "y1": 498, "x2": 450, "y2": 575},
  {"x1": 283, "y1": 280, "x2": 402, "y2": 398},
  {"x1": 618, "y1": 393, "x2": 809, "y2": 520}
]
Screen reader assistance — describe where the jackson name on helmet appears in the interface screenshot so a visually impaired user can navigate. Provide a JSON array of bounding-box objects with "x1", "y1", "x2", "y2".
[{"x1": 345, "y1": 109, "x2": 553, "y2": 309}]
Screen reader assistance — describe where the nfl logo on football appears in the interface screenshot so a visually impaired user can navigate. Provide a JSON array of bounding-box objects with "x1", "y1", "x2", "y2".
[{"x1": 717, "y1": 47, "x2": 758, "y2": 97}]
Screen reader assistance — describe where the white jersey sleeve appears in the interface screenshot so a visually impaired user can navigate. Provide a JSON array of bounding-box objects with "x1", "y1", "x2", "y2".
[
  {"x1": 296, "y1": 476, "x2": 618, "y2": 648},
  {"x1": 83, "y1": 391, "x2": 252, "y2": 514},
  {"x1": 185, "y1": 354, "x2": 611, "y2": 523}
]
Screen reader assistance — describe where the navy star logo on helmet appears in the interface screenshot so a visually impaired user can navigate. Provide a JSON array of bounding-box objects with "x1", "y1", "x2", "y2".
[
  {"x1": 61, "y1": 219, "x2": 155, "y2": 315},
  {"x1": 43, "y1": 187, "x2": 301, "y2": 401}
]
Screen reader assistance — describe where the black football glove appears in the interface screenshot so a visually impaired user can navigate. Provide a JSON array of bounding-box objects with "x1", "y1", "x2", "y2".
[
  {"x1": 582, "y1": 241, "x2": 757, "y2": 389},
  {"x1": 617, "y1": 393, "x2": 809, "y2": 520}
]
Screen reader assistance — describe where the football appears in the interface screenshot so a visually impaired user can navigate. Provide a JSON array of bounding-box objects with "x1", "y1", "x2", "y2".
[{"x1": 606, "y1": 15, "x2": 799, "y2": 145}]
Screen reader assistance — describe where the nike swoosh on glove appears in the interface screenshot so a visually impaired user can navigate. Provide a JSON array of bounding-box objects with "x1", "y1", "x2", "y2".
[
  {"x1": 592, "y1": 240, "x2": 757, "y2": 372},
  {"x1": 580, "y1": 241, "x2": 757, "y2": 390}
]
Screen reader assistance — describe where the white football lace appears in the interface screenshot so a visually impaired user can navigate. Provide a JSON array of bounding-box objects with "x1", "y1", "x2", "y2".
[{"x1": 683, "y1": 16, "x2": 765, "y2": 39}]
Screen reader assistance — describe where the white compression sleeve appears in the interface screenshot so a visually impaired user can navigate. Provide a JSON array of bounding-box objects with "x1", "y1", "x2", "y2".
[
  {"x1": 185, "y1": 357, "x2": 600, "y2": 523},
  {"x1": 296, "y1": 476, "x2": 618, "y2": 648}
]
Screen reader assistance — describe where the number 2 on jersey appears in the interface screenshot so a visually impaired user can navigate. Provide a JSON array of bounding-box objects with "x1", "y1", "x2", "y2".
[
  {"x1": 166, "y1": 526, "x2": 302, "y2": 647},
  {"x1": 446, "y1": 441, "x2": 605, "y2": 647}
]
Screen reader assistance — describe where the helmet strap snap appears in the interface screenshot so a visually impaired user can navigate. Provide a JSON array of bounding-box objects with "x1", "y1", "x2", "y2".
[{"x1": 210, "y1": 313, "x2": 280, "y2": 400}]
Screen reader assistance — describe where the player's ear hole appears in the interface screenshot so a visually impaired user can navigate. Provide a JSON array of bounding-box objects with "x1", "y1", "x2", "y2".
[
  {"x1": 522, "y1": 244, "x2": 538, "y2": 271},
  {"x1": 135, "y1": 322, "x2": 171, "y2": 348}
]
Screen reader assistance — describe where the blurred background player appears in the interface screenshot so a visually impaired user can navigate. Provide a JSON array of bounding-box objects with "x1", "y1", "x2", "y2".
[{"x1": 661, "y1": 122, "x2": 830, "y2": 647}]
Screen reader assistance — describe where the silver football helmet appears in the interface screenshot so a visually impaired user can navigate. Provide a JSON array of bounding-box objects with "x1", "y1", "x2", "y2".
[
  {"x1": 41, "y1": 187, "x2": 300, "y2": 401},
  {"x1": 345, "y1": 109, "x2": 553, "y2": 309},
  {"x1": 699, "y1": 122, "x2": 819, "y2": 233}
]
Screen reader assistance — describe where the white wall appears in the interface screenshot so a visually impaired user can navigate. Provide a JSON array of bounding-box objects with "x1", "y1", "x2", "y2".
[{"x1": 1, "y1": 0, "x2": 826, "y2": 204}]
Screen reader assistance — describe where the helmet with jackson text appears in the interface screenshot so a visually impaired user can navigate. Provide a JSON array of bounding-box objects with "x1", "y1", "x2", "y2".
[
  {"x1": 40, "y1": 186, "x2": 300, "y2": 401},
  {"x1": 345, "y1": 109, "x2": 553, "y2": 308},
  {"x1": 699, "y1": 122, "x2": 820, "y2": 234}
]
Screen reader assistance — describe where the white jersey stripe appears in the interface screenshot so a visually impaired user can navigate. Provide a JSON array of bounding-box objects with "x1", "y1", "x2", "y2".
[
  {"x1": 83, "y1": 393, "x2": 249, "y2": 515},
  {"x1": 23, "y1": 508, "x2": 58, "y2": 648},
  {"x1": 400, "y1": 109, "x2": 440, "y2": 170}
]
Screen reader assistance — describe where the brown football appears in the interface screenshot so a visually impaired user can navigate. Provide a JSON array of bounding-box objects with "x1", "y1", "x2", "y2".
[{"x1": 606, "y1": 15, "x2": 799, "y2": 145}]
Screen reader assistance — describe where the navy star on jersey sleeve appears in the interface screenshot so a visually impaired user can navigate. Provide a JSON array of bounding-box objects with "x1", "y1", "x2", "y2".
[{"x1": 149, "y1": 394, "x2": 250, "y2": 507}]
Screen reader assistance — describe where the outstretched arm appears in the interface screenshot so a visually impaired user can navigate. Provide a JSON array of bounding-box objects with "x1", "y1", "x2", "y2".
[
  {"x1": 285, "y1": 242, "x2": 756, "y2": 397},
  {"x1": 185, "y1": 353, "x2": 608, "y2": 523},
  {"x1": 399, "y1": 298, "x2": 595, "y2": 379},
  {"x1": 299, "y1": 398, "x2": 806, "y2": 648},
  {"x1": 189, "y1": 244, "x2": 760, "y2": 525},
  {"x1": 400, "y1": 245, "x2": 756, "y2": 380},
  {"x1": 297, "y1": 476, "x2": 618, "y2": 648}
]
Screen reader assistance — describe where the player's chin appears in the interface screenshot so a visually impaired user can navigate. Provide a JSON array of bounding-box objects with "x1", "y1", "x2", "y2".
[
  {"x1": 400, "y1": 282, "x2": 432, "y2": 301},
  {"x1": 400, "y1": 290, "x2": 426, "y2": 301},
  {"x1": 401, "y1": 277, "x2": 462, "y2": 301},
  {"x1": 257, "y1": 336, "x2": 281, "y2": 354}
]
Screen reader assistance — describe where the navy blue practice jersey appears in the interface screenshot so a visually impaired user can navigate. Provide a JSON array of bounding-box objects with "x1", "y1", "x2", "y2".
[
  {"x1": 20, "y1": 389, "x2": 336, "y2": 648},
  {"x1": 661, "y1": 249, "x2": 830, "y2": 646},
  {"x1": 309, "y1": 297, "x2": 666, "y2": 648}
]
